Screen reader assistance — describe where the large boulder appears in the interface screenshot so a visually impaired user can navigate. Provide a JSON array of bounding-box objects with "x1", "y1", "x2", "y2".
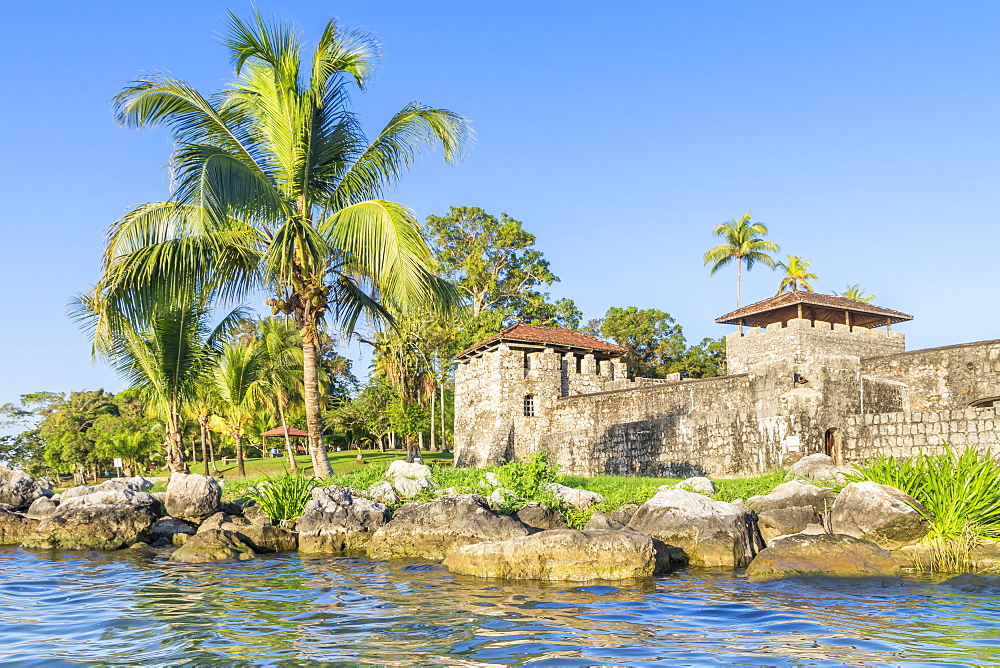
[
  {"x1": 610, "y1": 504, "x2": 640, "y2": 525},
  {"x1": 297, "y1": 486, "x2": 391, "y2": 553},
  {"x1": 0, "y1": 464, "x2": 45, "y2": 508},
  {"x1": 25, "y1": 496, "x2": 59, "y2": 521},
  {"x1": 443, "y1": 529, "x2": 660, "y2": 581},
  {"x1": 366, "y1": 494, "x2": 530, "y2": 561},
  {"x1": 830, "y1": 482, "x2": 931, "y2": 549},
  {"x1": 545, "y1": 483, "x2": 604, "y2": 509},
  {"x1": 0, "y1": 508, "x2": 38, "y2": 545},
  {"x1": 150, "y1": 517, "x2": 197, "y2": 542},
  {"x1": 22, "y1": 489, "x2": 159, "y2": 550},
  {"x1": 584, "y1": 511, "x2": 627, "y2": 532},
  {"x1": 60, "y1": 478, "x2": 153, "y2": 501},
  {"x1": 200, "y1": 518, "x2": 297, "y2": 553},
  {"x1": 786, "y1": 454, "x2": 855, "y2": 483},
  {"x1": 515, "y1": 503, "x2": 567, "y2": 533},
  {"x1": 165, "y1": 473, "x2": 221, "y2": 522},
  {"x1": 169, "y1": 529, "x2": 255, "y2": 563},
  {"x1": 747, "y1": 480, "x2": 838, "y2": 542},
  {"x1": 627, "y1": 489, "x2": 761, "y2": 568},
  {"x1": 746, "y1": 533, "x2": 902, "y2": 582},
  {"x1": 366, "y1": 482, "x2": 401, "y2": 506}
]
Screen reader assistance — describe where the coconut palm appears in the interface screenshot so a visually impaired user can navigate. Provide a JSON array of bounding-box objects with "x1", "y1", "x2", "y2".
[
  {"x1": 838, "y1": 284, "x2": 875, "y2": 303},
  {"x1": 81, "y1": 297, "x2": 244, "y2": 474},
  {"x1": 257, "y1": 317, "x2": 305, "y2": 474},
  {"x1": 89, "y1": 10, "x2": 470, "y2": 478},
  {"x1": 703, "y1": 213, "x2": 780, "y2": 307},
  {"x1": 213, "y1": 339, "x2": 269, "y2": 478},
  {"x1": 775, "y1": 255, "x2": 818, "y2": 293}
]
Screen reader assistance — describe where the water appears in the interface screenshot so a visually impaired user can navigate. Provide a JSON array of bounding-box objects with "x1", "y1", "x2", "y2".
[{"x1": 1, "y1": 547, "x2": 998, "y2": 666}]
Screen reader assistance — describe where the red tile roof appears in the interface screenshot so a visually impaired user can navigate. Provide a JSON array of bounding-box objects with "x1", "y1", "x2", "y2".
[
  {"x1": 456, "y1": 324, "x2": 626, "y2": 360},
  {"x1": 261, "y1": 425, "x2": 309, "y2": 437},
  {"x1": 716, "y1": 291, "x2": 913, "y2": 328}
]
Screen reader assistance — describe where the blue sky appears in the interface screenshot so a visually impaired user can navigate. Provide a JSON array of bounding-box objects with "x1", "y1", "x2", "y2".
[{"x1": 1, "y1": 1, "x2": 997, "y2": 404}]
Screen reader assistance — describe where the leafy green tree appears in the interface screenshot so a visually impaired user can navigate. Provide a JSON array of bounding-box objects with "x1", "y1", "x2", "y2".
[
  {"x1": 675, "y1": 337, "x2": 727, "y2": 378},
  {"x1": 257, "y1": 317, "x2": 305, "y2": 473},
  {"x1": 776, "y1": 255, "x2": 818, "y2": 293},
  {"x1": 89, "y1": 10, "x2": 470, "y2": 479},
  {"x1": 592, "y1": 307, "x2": 687, "y2": 378},
  {"x1": 704, "y1": 213, "x2": 780, "y2": 307},
  {"x1": 520, "y1": 295, "x2": 584, "y2": 330},
  {"x1": 38, "y1": 390, "x2": 117, "y2": 484},
  {"x1": 426, "y1": 206, "x2": 557, "y2": 319},
  {"x1": 838, "y1": 284, "x2": 876, "y2": 303}
]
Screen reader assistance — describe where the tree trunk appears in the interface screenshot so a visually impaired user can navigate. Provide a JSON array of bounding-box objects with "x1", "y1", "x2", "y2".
[
  {"x1": 235, "y1": 434, "x2": 246, "y2": 478},
  {"x1": 278, "y1": 403, "x2": 299, "y2": 475},
  {"x1": 430, "y1": 383, "x2": 436, "y2": 451},
  {"x1": 302, "y1": 337, "x2": 333, "y2": 477},
  {"x1": 200, "y1": 418, "x2": 210, "y2": 477},
  {"x1": 441, "y1": 378, "x2": 448, "y2": 453},
  {"x1": 208, "y1": 430, "x2": 220, "y2": 475}
]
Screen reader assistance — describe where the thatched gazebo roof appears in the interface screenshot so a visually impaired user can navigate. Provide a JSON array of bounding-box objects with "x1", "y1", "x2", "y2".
[{"x1": 716, "y1": 291, "x2": 913, "y2": 329}]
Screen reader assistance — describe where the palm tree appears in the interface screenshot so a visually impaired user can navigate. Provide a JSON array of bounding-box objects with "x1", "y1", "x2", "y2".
[
  {"x1": 776, "y1": 255, "x2": 818, "y2": 293},
  {"x1": 838, "y1": 284, "x2": 875, "y2": 303},
  {"x1": 703, "y1": 213, "x2": 779, "y2": 307},
  {"x1": 89, "y1": 10, "x2": 469, "y2": 478},
  {"x1": 257, "y1": 317, "x2": 305, "y2": 474},
  {"x1": 81, "y1": 298, "x2": 243, "y2": 474},
  {"x1": 214, "y1": 339, "x2": 268, "y2": 478}
]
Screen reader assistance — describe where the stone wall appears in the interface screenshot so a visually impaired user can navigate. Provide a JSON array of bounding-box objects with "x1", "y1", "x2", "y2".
[
  {"x1": 844, "y1": 405, "x2": 1000, "y2": 459},
  {"x1": 727, "y1": 318, "x2": 905, "y2": 374},
  {"x1": 860, "y1": 339, "x2": 1000, "y2": 411}
]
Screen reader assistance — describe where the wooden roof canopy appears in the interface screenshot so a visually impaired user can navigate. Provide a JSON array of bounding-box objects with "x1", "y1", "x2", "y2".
[
  {"x1": 455, "y1": 324, "x2": 626, "y2": 361},
  {"x1": 716, "y1": 291, "x2": 913, "y2": 329},
  {"x1": 261, "y1": 425, "x2": 308, "y2": 438}
]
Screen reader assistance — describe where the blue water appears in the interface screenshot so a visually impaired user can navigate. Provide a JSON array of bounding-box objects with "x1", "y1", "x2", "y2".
[{"x1": 1, "y1": 546, "x2": 998, "y2": 666}]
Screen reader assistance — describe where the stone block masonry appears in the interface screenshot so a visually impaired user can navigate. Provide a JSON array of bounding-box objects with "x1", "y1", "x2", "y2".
[{"x1": 454, "y1": 318, "x2": 1000, "y2": 477}]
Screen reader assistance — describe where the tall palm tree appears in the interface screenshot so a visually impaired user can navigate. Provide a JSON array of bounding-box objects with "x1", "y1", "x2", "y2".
[
  {"x1": 80, "y1": 298, "x2": 244, "y2": 474},
  {"x1": 258, "y1": 317, "x2": 305, "y2": 474},
  {"x1": 214, "y1": 339, "x2": 268, "y2": 478},
  {"x1": 776, "y1": 255, "x2": 819, "y2": 293},
  {"x1": 89, "y1": 10, "x2": 469, "y2": 477},
  {"x1": 838, "y1": 284, "x2": 875, "y2": 303},
  {"x1": 703, "y1": 213, "x2": 780, "y2": 307}
]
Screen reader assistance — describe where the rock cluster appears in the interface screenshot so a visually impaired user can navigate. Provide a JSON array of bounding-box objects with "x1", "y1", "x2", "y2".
[{"x1": 0, "y1": 458, "x2": 966, "y2": 582}]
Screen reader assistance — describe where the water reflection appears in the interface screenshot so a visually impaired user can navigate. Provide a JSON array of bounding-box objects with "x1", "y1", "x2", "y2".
[{"x1": 1, "y1": 546, "x2": 999, "y2": 665}]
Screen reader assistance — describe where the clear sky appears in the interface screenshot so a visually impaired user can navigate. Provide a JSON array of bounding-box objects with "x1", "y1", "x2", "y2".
[{"x1": 1, "y1": 1, "x2": 998, "y2": 404}]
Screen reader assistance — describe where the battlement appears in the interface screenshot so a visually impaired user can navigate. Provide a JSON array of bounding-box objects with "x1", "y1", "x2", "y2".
[{"x1": 727, "y1": 317, "x2": 906, "y2": 374}]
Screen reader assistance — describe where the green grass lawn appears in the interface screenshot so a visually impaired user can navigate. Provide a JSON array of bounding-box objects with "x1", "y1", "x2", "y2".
[{"x1": 152, "y1": 449, "x2": 454, "y2": 480}]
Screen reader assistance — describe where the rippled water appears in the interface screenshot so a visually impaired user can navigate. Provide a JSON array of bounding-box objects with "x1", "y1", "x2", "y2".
[{"x1": 1, "y1": 547, "x2": 999, "y2": 665}]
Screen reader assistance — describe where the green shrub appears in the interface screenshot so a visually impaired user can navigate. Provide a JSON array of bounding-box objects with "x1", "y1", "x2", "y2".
[
  {"x1": 493, "y1": 453, "x2": 560, "y2": 510},
  {"x1": 852, "y1": 445, "x2": 1000, "y2": 541},
  {"x1": 245, "y1": 474, "x2": 320, "y2": 523},
  {"x1": 561, "y1": 475, "x2": 678, "y2": 510}
]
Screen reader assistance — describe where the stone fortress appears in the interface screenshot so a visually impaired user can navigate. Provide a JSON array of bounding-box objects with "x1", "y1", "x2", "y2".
[{"x1": 453, "y1": 291, "x2": 1000, "y2": 477}]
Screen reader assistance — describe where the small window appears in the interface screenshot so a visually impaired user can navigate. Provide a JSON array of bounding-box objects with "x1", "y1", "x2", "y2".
[
  {"x1": 523, "y1": 394, "x2": 535, "y2": 417},
  {"x1": 523, "y1": 352, "x2": 531, "y2": 377},
  {"x1": 970, "y1": 397, "x2": 1000, "y2": 408}
]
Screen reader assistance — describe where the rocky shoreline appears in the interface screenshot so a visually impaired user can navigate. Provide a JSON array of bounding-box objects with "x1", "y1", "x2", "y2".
[{"x1": 2, "y1": 456, "x2": 998, "y2": 584}]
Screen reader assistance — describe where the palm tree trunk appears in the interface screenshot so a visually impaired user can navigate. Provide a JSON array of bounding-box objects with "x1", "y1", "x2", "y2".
[
  {"x1": 208, "y1": 430, "x2": 220, "y2": 474},
  {"x1": 430, "y1": 381, "x2": 436, "y2": 451},
  {"x1": 200, "y1": 418, "x2": 210, "y2": 477},
  {"x1": 278, "y1": 403, "x2": 300, "y2": 475},
  {"x1": 302, "y1": 337, "x2": 333, "y2": 477},
  {"x1": 235, "y1": 434, "x2": 246, "y2": 478},
  {"x1": 736, "y1": 259, "x2": 742, "y2": 309},
  {"x1": 166, "y1": 413, "x2": 188, "y2": 474},
  {"x1": 441, "y1": 377, "x2": 448, "y2": 453}
]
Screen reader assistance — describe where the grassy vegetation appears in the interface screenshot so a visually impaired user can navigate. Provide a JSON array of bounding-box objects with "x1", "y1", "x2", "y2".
[{"x1": 852, "y1": 446, "x2": 1000, "y2": 541}]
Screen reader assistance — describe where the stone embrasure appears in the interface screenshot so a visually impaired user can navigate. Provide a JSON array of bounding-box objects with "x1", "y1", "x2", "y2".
[{"x1": 443, "y1": 529, "x2": 659, "y2": 581}]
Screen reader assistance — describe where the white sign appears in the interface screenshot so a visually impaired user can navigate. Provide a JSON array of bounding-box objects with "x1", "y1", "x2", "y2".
[{"x1": 113, "y1": 458, "x2": 123, "y2": 468}]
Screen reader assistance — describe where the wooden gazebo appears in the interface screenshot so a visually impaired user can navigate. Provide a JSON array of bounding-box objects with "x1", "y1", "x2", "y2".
[
  {"x1": 261, "y1": 425, "x2": 308, "y2": 454},
  {"x1": 716, "y1": 291, "x2": 913, "y2": 330}
]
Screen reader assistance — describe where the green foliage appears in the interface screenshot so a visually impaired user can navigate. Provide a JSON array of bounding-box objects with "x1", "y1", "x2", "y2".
[
  {"x1": 562, "y1": 506, "x2": 596, "y2": 530},
  {"x1": 326, "y1": 460, "x2": 393, "y2": 491},
  {"x1": 703, "y1": 212, "x2": 779, "y2": 307},
  {"x1": 775, "y1": 255, "x2": 818, "y2": 293},
  {"x1": 852, "y1": 446, "x2": 1000, "y2": 541},
  {"x1": 245, "y1": 474, "x2": 320, "y2": 523},
  {"x1": 837, "y1": 284, "x2": 876, "y2": 303},
  {"x1": 713, "y1": 470, "x2": 787, "y2": 502},
  {"x1": 560, "y1": 474, "x2": 679, "y2": 509},
  {"x1": 495, "y1": 452, "x2": 559, "y2": 509}
]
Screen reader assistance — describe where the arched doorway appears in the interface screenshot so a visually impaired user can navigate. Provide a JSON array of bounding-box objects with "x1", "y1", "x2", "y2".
[{"x1": 824, "y1": 428, "x2": 842, "y2": 465}]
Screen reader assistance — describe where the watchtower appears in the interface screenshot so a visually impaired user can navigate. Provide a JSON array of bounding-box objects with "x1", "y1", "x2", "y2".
[
  {"x1": 717, "y1": 291, "x2": 912, "y2": 374},
  {"x1": 452, "y1": 324, "x2": 627, "y2": 467}
]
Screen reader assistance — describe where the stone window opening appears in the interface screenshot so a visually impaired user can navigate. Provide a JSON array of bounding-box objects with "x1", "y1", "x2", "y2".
[
  {"x1": 824, "y1": 428, "x2": 842, "y2": 465},
  {"x1": 523, "y1": 394, "x2": 535, "y2": 417},
  {"x1": 523, "y1": 352, "x2": 531, "y2": 377},
  {"x1": 970, "y1": 397, "x2": 1000, "y2": 408}
]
